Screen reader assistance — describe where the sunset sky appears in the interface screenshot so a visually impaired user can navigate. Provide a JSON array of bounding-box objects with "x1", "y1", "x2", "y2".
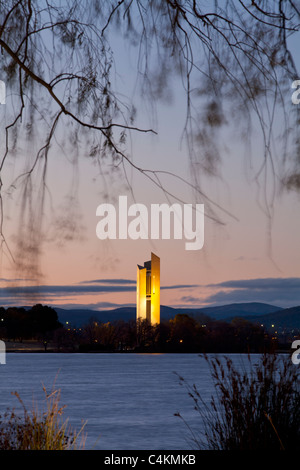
[{"x1": 0, "y1": 15, "x2": 299, "y2": 312}]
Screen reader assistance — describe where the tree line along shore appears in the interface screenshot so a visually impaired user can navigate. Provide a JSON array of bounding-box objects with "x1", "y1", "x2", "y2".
[{"x1": 1, "y1": 304, "x2": 297, "y2": 354}]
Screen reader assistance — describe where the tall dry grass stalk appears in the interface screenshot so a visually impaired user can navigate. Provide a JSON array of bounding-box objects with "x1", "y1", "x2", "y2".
[
  {"x1": 176, "y1": 353, "x2": 300, "y2": 450},
  {"x1": 0, "y1": 385, "x2": 86, "y2": 450}
]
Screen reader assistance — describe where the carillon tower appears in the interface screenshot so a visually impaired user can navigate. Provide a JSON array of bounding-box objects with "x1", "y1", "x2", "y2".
[{"x1": 136, "y1": 252, "x2": 160, "y2": 325}]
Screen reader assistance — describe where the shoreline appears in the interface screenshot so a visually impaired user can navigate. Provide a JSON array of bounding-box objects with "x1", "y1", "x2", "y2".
[{"x1": 1, "y1": 340, "x2": 292, "y2": 355}]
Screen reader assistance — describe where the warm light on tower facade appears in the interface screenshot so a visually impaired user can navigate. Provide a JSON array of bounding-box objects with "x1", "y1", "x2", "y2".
[{"x1": 137, "y1": 252, "x2": 160, "y2": 325}]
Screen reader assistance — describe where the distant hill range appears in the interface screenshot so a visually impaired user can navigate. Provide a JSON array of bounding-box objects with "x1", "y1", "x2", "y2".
[
  {"x1": 54, "y1": 302, "x2": 300, "y2": 330},
  {"x1": 241, "y1": 306, "x2": 300, "y2": 329}
]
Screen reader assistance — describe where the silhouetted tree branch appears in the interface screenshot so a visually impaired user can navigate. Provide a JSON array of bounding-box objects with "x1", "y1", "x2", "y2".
[{"x1": 0, "y1": 0, "x2": 299, "y2": 274}]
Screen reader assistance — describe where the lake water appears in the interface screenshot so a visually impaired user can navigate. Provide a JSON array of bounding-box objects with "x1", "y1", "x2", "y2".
[{"x1": 0, "y1": 353, "x2": 262, "y2": 450}]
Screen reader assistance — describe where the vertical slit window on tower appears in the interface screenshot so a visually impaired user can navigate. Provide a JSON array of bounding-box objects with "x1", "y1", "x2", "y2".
[{"x1": 146, "y1": 272, "x2": 151, "y2": 296}]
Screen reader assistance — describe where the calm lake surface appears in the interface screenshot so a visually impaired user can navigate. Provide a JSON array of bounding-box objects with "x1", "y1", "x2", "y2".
[{"x1": 0, "y1": 353, "x2": 262, "y2": 450}]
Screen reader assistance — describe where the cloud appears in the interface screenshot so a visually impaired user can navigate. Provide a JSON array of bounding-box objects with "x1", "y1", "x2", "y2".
[
  {"x1": 180, "y1": 295, "x2": 203, "y2": 303},
  {"x1": 205, "y1": 277, "x2": 300, "y2": 308},
  {"x1": 79, "y1": 279, "x2": 199, "y2": 290},
  {"x1": 0, "y1": 279, "x2": 200, "y2": 307},
  {"x1": 208, "y1": 278, "x2": 300, "y2": 290},
  {"x1": 79, "y1": 279, "x2": 136, "y2": 285},
  {"x1": 0, "y1": 282, "x2": 198, "y2": 297},
  {"x1": 0, "y1": 278, "x2": 37, "y2": 283},
  {"x1": 52, "y1": 302, "x2": 135, "y2": 310},
  {"x1": 161, "y1": 284, "x2": 199, "y2": 290},
  {"x1": 1, "y1": 276, "x2": 299, "y2": 310},
  {"x1": 0, "y1": 284, "x2": 136, "y2": 297},
  {"x1": 0, "y1": 281, "x2": 137, "y2": 307}
]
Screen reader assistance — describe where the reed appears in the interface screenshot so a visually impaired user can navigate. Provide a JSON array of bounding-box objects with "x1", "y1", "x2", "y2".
[
  {"x1": 0, "y1": 385, "x2": 86, "y2": 450},
  {"x1": 176, "y1": 353, "x2": 300, "y2": 450}
]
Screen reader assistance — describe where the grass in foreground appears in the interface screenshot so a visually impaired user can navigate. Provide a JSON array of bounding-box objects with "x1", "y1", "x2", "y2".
[
  {"x1": 0, "y1": 385, "x2": 86, "y2": 450},
  {"x1": 176, "y1": 353, "x2": 300, "y2": 450}
]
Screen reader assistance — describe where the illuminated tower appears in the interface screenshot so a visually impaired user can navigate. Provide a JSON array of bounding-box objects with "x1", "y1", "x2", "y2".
[{"x1": 136, "y1": 252, "x2": 160, "y2": 325}]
